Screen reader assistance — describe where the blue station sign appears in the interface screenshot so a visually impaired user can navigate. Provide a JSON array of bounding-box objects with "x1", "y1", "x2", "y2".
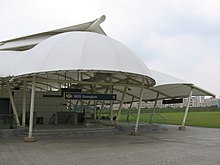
[{"x1": 65, "y1": 93, "x2": 117, "y2": 100}]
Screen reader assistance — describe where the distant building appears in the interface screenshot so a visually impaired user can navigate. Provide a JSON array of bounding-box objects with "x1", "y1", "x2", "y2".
[
  {"x1": 217, "y1": 100, "x2": 220, "y2": 108},
  {"x1": 138, "y1": 96, "x2": 220, "y2": 109},
  {"x1": 202, "y1": 97, "x2": 219, "y2": 107}
]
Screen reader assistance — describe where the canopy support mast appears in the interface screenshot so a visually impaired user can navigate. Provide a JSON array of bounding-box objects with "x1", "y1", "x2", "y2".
[
  {"x1": 116, "y1": 86, "x2": 128, "y2": 124},
  {"x1": 22, "y1": 81, "x2": 27, "y2": 127},
  {"x1": 24, "y1": 76, "x2": 36, "y2": 142},
  {"x1": 126, "y1": 96, "x2": 134, "y2": 122},
  {"x1": 131, "y1": 77, "x2": 145, "y2": 135},
  {"x1": 149, "y1": 93, "x2": 159, "y2": 124},
  {"x1": 6, "y1": 80, "x2": 20, "y2": 127},
  {"x1": 179, "y1": 88, "x2": 193, "y2": 130}
]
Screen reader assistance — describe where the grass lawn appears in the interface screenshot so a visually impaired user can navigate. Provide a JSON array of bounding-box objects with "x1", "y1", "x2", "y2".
[{"x1": 120, "y1": 111, "x2": 220, "y2": 128}]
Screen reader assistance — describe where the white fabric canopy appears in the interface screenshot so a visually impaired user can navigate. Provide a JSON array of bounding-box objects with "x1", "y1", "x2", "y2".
[
  {"x1": 147, "y1": 70, "x2": 215, "y2": 100},
  {"x1": 0, "y1": 32, "x2": 215, "y2": 102},
  {"x1": 97, "y1": 70, "x2": 215, "y2": 103},
  {"x1": 0, "y1": 31, "x2": 155, "y2": 85}
]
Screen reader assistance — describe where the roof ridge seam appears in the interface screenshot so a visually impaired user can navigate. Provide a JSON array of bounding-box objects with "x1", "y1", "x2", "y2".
[
  {"x1": 39, "y1": 33, "x2": 69, "y2": 70},
  {"x1": 79, "y1": 32, "x2": 89, "y2": 69}
]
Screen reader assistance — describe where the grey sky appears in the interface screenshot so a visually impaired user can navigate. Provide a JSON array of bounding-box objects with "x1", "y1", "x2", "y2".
[{"x1": 0, "y1": 0, "x2": 219, "y2": 97}]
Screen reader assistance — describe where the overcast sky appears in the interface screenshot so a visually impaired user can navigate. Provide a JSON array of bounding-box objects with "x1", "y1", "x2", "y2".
[{"x1": 0, "y1": 0, "x2": 219, "y2": 97}]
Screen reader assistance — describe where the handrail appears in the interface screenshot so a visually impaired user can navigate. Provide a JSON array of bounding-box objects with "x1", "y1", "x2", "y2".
[{"x1": 48, "y1": 113, "x2": 56, "y2": 125}]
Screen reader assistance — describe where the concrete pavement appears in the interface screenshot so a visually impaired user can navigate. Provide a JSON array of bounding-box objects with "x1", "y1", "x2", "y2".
[{"x1": 0, "y1": 125, "x2": 220, "y2": 165}]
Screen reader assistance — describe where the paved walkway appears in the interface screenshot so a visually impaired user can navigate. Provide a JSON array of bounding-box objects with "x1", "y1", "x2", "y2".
[{"x1": 0, "y1": 125, "x2": 220, "y2": 165}]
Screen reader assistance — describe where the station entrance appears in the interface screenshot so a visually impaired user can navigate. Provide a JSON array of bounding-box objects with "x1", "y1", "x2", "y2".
[{"x1": 0, "y1": 69, "x2": 155, "y2": 140}]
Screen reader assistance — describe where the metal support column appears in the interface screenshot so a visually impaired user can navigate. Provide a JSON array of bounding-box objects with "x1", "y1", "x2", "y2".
[
  {"x1": 149, "y1": 93, "x2": 159, "y2": 124},
  {"x1": 94, "y1": 101, "x2": 97, "y2": 122},
  {"x1": 126, "y1": 97, "x2": 134, "y2": 122},
  {"x1": 98, "y1": 87, "x2": 109, "y2": 121},
  {"x1": 110, "y1": 85, "x2": 113, "y2": 124},
  {"x1": 24, "y1": 76, "x2": 36, "y2": 142},
  {"x1": 132, "y1": 77, "x2": 145, "y2": 135},
  {"x1": 6, "y1": 80, "x2": 20, "y2": 127},
  {"x1": 98, "y1": 101, "x2": 105, "y2": 120},
  {"x1": 180, "y1": 88, "x2": 193, "y2": 130},
  {"x1": 1, "y1": 83, "x2": 4, "y2": 96},
  {"x1": 22, "y1": 81, "x2": 27, "y2": 127},
  {"x1": 116, "y1": 86, "x2": 128, "y2": 123},
  {"x1": 92, "y1": 85, "x2": 97, "y2": 122}
]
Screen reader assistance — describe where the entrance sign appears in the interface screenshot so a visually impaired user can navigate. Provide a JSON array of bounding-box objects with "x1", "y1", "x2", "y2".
[
  {"x1": 162, "y1": 98, "x2": 183, "y2": 104},
  {"x1": 61, "y1": 88, "x2": 82, "y2": 96},
  {"x1": 65, "y1": 93, "x2": 117, "y2": 100}
]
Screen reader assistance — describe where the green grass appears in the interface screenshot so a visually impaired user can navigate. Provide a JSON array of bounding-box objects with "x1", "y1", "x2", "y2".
[{"x1": 119, "y1": 112, "x2": 220, "y2": 128}]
